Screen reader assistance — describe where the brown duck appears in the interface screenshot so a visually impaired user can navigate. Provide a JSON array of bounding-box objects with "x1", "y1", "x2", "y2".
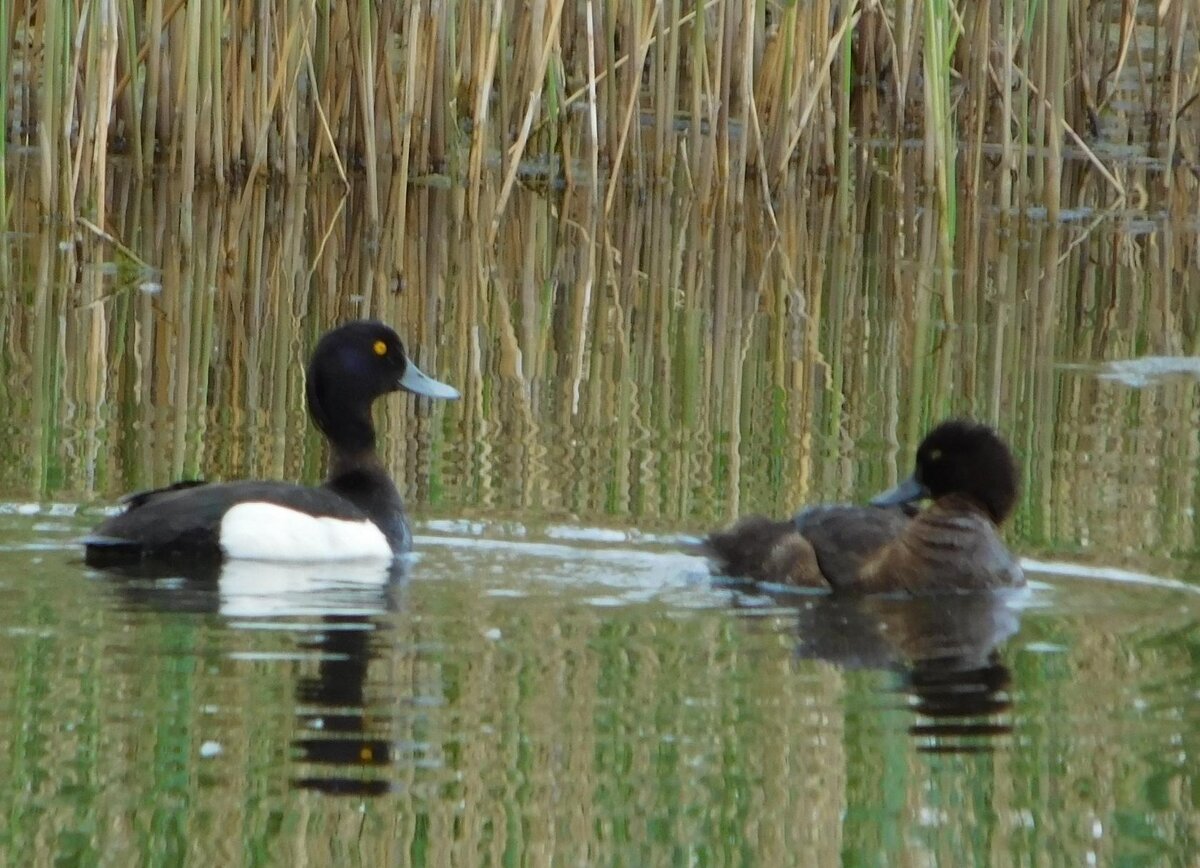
[{"x1": 703, "y1": 419, "x2": 1023, "y2": 593}]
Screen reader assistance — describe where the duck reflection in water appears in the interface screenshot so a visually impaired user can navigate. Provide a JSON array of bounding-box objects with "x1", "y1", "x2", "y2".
[
  {"x1": 738, "y1": 585, "x2": 1023, "y2": 752},
  {"x1": 94, "y1": 557, "x2": 408, "y2": 795}
]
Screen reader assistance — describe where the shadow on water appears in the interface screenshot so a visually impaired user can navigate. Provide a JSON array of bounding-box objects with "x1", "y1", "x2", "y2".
[
  {"x1": 732, "y1": 586, "x2": 1022, "y2": 754},
  {"x1": 93, "y1": 557, "x2": 409, "y2": 797}
]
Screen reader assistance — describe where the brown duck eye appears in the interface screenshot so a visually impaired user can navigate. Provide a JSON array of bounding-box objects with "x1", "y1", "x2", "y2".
[{"x1": 928, "y1": 448, "x2": 943, "y2": 462}]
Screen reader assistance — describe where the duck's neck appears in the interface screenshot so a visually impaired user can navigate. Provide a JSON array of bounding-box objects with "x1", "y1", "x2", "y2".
[
  {"x1": 309, "y1": 376, "x2": 378, "y2": 455},
  {"x1": 325, "y1": 446, "x2": 409, "y2": 553},
  {"x1": 307, "y1": 367, "x2": 378, "y2": 458},
  {"x1": 325, "y1": 411, "x2": 376, "y2": 456},
  {"x1": 328, "y1": 446, "x2": 386, "y2": 482}
]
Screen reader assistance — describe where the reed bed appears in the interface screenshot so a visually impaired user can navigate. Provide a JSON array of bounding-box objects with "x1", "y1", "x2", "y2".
[
  {"x1": 3, "y1": 141, "x2": 1199, "y2": 563},
  {"x1": 3, "y1": 1, "x2": 1199, "y2": 227}
]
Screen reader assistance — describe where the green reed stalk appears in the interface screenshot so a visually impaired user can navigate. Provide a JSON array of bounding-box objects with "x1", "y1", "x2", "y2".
[
  {"x1": 493, "y1": 0, "x2": 566, "y2": 239},
  {"x1": 958, "y1": 3, "x2": 989, "y2": 329},
  {"x1": 39, "y1": 0, "x2": 70, "y2": 213},
  {"x1": 1161, "y1": 1, "x2": 1186, "y2": 191},
  {"x1": 604, "y1": 2, "x2": 658, "y2": 215},
  {"x1": 653, "y1": 0, "x2": 678, "y2": 177},
  {"x1": 355, "y1": 0, "x2": 379, "y2": 222},
  {"x1": 923, "y1": 0, "x2": 957, "y2": 317},
  {"x1": 115, "y1": 0, "x2": 142, "y2": 171},
  {"x1": 1043, "y1": 0, "x2": 1067, "y2": 219},
  {"x1": 1029, "y1": 0, "x2": 1048, "y2": 202},
  {"x1": 772, "y1": 8, "x2": 856, "y2": 186},
  {"x1": 81, "y1": 2, "x2": 118, "y2": 222},
  {"x1": 468, "y1": 0, "x2": 503, "y2": 216},
  {"x1": 998, "y1": 0, "x2": 1015, "y2": 217},
  {"x1": 375, "y1": 3, "x2": 402, "y2": 172},
  {"x1": 180, "y1": 0, "x2": 200, "y2": 206},
  {"x1": 760, "y1": 3, "x2": 794, "y2": 179},
  {"x1": 893, "y1": 0, "x2": 915, "y2": 117},
  {"x1": 206, "y1": 0, "x2": 225, "y2": 183},
  {"x1": 835, "y1": 10, "x2": 853, "y2": 227},
  {"x1": 0, "y1": 0, "x2": 9, "y2": 225},
  {"x1": 393, "y1": 2, "x2": 419, "y2": 187}
]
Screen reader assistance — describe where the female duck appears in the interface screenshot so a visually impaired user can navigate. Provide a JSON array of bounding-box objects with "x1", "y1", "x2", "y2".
[
  {"x1": 85, "y1": 321, "x2": 459, "y2": 565},
  {"x1": 703, "y1": 419, "x2": 1023, "y2": 593}
]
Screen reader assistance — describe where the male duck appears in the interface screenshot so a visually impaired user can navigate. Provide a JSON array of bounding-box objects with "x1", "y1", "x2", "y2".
[
  {"x1": 85, "y1": 320, "x2": 459, "y2": 566},
  {"x1": 703, "y1": 419, "x2": 1023, "y2": 593}
]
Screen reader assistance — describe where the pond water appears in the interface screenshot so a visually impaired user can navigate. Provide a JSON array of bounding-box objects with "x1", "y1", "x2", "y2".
[{"x1": 2, "y1": 152, "x2": 1200, "y2": 864}]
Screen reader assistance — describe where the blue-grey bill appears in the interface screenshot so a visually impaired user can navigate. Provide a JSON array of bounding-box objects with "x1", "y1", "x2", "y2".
[
  {"x1": 399, "y1": 361, "x2": 460, "y2": 400},
  {"x1": 870, "y1": 475, "x2": 928, "y2": 507}
]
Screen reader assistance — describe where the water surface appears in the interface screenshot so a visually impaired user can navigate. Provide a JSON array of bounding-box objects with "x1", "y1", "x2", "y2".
[{"x1": 2, "y1": 153, "x2": 1200, "y2": 863}]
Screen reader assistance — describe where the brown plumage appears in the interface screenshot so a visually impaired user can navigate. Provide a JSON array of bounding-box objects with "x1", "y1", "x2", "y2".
[
  {"x1": 703, "y1": 419, "x2": 1023, "y2": 594},
  {"x1": 704, "y1": 506, "x2": 912, "y2": 588}
]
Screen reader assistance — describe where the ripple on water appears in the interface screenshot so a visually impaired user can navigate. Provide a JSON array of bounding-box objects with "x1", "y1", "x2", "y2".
[{"x1": 1, "y1": 514, "x2": 1200, "y2": 859}]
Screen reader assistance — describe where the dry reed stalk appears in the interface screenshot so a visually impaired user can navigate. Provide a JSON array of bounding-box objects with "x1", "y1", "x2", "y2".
[
  {"x1": 467, "y1": 0, "x2": 503, "y2": 218},
  {"x1": 112, "y1": 0, "x2": 183, "y2": 102},
  {"x1": 231, "y1": 12, "x2": 309, "y2": 231},
  {"x1": 835, "y1": 15, "x2": 853, "y2": 229},
  {"x1": 417, "y1": 5, "x2": 447, "y2": 175},
  {"x1": 650, "y1": 0, "x2": 675, "y2": 178},
  {"x1": 1043, "y1": 0, "x2": 1069, "y2": 220},
  {"x1": 0, "y1": 0, "x2": 10, "y2": 221},
  {"x1": 310, "y1": 0, "x2": 330, "y2": 127},
  {"x1": 38, "y1": 0, "x2": 68, "y2": 214},
  {"x1": 772, "y1": 7, "x2": 858, "y2": 185},
  {"x1": 277, "y1": 0, "x2": 301, "y2": 181},
  {"x1": 353, "y1": 0, "x2": 380, "y2": 224},
  {"x1": 603, "y1": 2, "x2": 659, "y2": 215},
  {"x1": 695, "y1": 1, "x2": 724, "y2": 194},
  {"x1": 730, "y1": 0, "x2": 756, "y2": 206},
  {"x1": 585, "y1": 0, "x2": 600, "y2": 198},
  {"x1": 1011, "y1": 61, "x2": 1126, "y2": 200},
  {"x1": 202, "y1": 1, "x2": 223, "y2": 182},
  {"x1": 320, "y1": 4, "x2": 353, "y2": 173},
  {"x1": 960, "y1": 2, "x2": 989, "y2": 230},
  {"x1": 303, "y1": 45, "x2": 348, "y2": 186},
  {"x1": 921, "y1": 0, "x2": 957, "y2": 319},
  {"x1": 372, "y1": 2, "x2": 400, "y2": 173},
  {"x1": 756, "y1": 4, "x2": 793, "y2": 179},
  {"x1": 139, "y1": 0, "x2": 164, "y2": 171},
  {"x1": 491, "y1": 0, "x2": 567, "y2": 240},
  {"x1": 893, "y1": 0, "x2": 916, "y2": 121},
  {"x1": 178, "y1": 0, "x2": 201, "y2": 209},
  {"x1": 109, "y1": 0, "x2": 138, "y2": 171},
  {"x1": 392, "y1": 2, "x2": 422, "y2": 191},
  {"x1": 1162, "y1": 2, "x2": 1189, "y2": 190}
]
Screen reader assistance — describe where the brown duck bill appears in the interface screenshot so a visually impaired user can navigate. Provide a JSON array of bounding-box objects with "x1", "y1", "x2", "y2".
[{"x1": 870, "y1": 476, "x2": 928, "y2": 507}]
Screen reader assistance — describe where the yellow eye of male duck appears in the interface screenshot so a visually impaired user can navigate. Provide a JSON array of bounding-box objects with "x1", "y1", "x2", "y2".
[{"x1": 373, "y1": 340, "x2": 388, "y2": 356}]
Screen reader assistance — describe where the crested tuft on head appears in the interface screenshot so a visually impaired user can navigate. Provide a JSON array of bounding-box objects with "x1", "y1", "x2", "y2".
[{"x1": 913, "y1": 419, "x2": 1020, "y2": 524}]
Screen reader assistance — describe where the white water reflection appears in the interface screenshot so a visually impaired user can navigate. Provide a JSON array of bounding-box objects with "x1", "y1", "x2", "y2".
[
  {"x1": 1061, "y1": 356, "x2": 1200, "y2": 388},
  {"x1": 218, "y1": 558, "x2": 395, "y2": 618}
]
